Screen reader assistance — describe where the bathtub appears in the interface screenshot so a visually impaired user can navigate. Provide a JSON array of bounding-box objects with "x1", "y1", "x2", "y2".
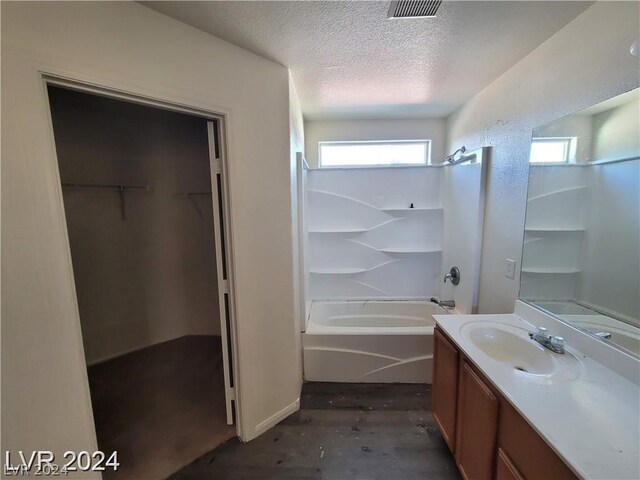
[{"x1": 302, "y1": 300, "x2": 449, "y2": 383}]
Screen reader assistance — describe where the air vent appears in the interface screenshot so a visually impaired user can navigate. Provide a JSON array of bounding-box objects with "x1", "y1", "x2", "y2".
[{"x1": 388, "y1": 0, "x2": 443, "y2": 19}]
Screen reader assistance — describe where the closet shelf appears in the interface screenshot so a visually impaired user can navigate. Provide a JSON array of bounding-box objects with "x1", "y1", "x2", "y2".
[
  {"x1": 62, "y1": 182, "x2": 152, "y2": 221},
  {"x1": 178, "y1": 191, "x2": 213, "y2": 221},
  {"x1": 521, "y1": 268, "x2": 580, "y2": 274}
]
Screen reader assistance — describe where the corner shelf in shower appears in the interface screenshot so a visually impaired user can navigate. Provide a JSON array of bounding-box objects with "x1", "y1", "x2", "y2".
[
  {"x1": 310, "y1": 259, "x2": 397, "y2": 275},
  {"x1": 379, "y1": 247, "x2": 441, "y2": 254},
  {"x1": 526, "y1": 185, "x2": 587, "y2": 202},
  {"x1": 521, "y1": 267, "x2": 580, "y2": 274},
  {"x1": 308, "y1": 227, "x2": 369, "y2": 234},
  {"x1": 525, "y1": 227, "x2": 585, "y2": 233},
  {"x1": 309, "y1": 267, "x2": 368, "y2": 275},
  {"x1": 308, "y1": 217, "x2": 403, "y2": 235},
  {"x1": 381, "y1": 207, "x2": 443, "y2": 214}
]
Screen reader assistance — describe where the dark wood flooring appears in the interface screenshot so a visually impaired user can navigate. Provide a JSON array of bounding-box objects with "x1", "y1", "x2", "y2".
[
  {"x1": 88, "y1": 335, "x2": 235, "y2": 480},
  {"x1": 170, "y1": 382, "x2": 460, "y2": 480}
]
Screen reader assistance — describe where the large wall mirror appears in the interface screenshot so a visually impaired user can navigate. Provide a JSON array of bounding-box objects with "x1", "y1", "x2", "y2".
[{"x1": 520, "y1": 88, "x2": 640, "y2": 357}]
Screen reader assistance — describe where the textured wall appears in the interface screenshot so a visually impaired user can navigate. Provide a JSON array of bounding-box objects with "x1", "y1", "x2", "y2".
[{"x1": 446, "y1": 1, "x2": 640, "y2": 314}]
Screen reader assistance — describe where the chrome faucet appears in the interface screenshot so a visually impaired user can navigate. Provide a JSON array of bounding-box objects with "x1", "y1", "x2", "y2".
[
  {"x1": 528, "y1": 326, "x2": 565, "y2": 354},
  {"x1": 593, "y1": 331, "x2": 612, "y2": 340},
  {"x1": 430, "y1": 297, "x2": 456, "y2": 308}
]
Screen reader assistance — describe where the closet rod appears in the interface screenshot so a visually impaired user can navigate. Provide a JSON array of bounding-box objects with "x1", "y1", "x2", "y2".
[
  {"x1": 180, "y1": 192, "x2": 212, "y2": 197},
  {"x1": 62, "y1": 182, "x2": 151, "y2": 191},
  {"x1": 62, "y1": 182, "x2": 151, "y2": 221}
]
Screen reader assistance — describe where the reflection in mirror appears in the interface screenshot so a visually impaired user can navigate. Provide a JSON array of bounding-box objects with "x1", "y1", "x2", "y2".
[{"x1": 520, "y1": 88, "x2": 640, "y2": 356}]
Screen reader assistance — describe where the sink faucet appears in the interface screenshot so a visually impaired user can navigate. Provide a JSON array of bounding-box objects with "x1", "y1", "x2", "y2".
[
  {"x1": 528, "y1": 326, "x2": 565, "y2": 354},
  {"x1": 430, "y1": 297, "x2": 455, "y2": 308}
]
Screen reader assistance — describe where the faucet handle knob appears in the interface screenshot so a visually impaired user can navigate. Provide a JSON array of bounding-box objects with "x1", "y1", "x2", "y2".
[
  {"x1": 550, "y1": 336, "x2": 565, "y2": 350},
  {"x1": 537, "y1": 326, "x2": 548, "y2": 336}
]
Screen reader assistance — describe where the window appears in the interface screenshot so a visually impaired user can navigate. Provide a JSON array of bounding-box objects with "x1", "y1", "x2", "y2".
[
  {"x1": 529, "y1": 137, "x2": 577, "y2": 164},
  {"x1": 319, "y1": 140, "x2": 431, "y2": 168}
]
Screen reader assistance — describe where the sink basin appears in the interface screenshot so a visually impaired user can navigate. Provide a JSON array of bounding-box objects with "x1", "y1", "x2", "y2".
[
  {"x1": 467, "y1": 326, "x2": 555, "y2": 374},
  {"x1": 460, "y1": 321, "x2": 582, "y2": 378}
]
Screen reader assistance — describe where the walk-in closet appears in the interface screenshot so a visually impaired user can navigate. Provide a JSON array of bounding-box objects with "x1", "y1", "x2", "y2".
[{"x1": 47, "y1": 86, "x2": 235, "y2": 480}]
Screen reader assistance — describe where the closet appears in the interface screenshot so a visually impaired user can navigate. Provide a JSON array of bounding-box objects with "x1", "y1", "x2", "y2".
[{"x1": 47, "y1": 86, "x2": 234, "y2": 480}]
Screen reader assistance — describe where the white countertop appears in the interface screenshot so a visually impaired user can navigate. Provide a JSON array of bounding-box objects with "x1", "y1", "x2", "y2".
[{"x1": 434, "y1": 312, "x2": 640, "y2": 480}]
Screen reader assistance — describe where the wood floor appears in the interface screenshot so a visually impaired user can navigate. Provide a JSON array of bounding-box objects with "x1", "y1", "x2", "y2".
[
  {"x1": 87, "y1": 335, "x2": 235, "y2": 480},
  {"x1": 170, "y1": 382, "x2": 460, "y2": 480}
]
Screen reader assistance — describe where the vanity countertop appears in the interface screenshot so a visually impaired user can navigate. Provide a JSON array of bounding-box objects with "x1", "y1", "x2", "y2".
[{"x1": 434, "y1": 312, "x2": 640, "y2": 480}]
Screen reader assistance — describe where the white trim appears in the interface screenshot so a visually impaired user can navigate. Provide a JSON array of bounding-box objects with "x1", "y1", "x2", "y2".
[
  {"x1": 254, "y1": 398, "x2": 301, "y2": 438},
  {"x1": 208, "y1": 121, "x2": 235, "y2": 426}
]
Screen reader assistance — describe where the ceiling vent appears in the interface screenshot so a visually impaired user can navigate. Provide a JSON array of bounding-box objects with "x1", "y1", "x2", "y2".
[{"x1": 388, "y1": 0, "x2": 443, "y2": 19}]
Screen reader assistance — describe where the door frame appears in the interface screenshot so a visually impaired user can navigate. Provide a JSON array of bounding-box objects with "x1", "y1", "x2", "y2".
[{"x1": 40, "y1": 72, "x2": 243, "y2": 438}]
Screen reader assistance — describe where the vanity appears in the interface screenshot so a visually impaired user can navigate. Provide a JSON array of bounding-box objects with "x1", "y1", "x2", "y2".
[
  {"x1": 432, "y1": 88, "x2": 640, "y2": 480},
  {"x1": 433, "y1": 302, "x2": 640, "y2": 480}
]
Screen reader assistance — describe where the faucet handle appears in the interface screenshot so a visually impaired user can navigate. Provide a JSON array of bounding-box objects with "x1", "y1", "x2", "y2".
[
  {"x1": 550, "y1": 336, "x2": 565, "y2": 351},
  {"x1": 537, "y1": 326, "x2": 549, "y2": 336}
]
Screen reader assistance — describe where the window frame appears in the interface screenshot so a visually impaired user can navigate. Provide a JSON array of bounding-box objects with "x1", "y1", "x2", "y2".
[
  {"x1": 318, "y1": 139, "x2": 432, "y2": 169},
  {"x1": 529, "y1": 137, "x2": 577, "y2": 164}
]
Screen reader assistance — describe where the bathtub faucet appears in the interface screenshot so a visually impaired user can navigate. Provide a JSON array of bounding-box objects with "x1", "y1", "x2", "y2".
[{"x1": 430, "y1": 297, "x2": 455, "y2": 308}]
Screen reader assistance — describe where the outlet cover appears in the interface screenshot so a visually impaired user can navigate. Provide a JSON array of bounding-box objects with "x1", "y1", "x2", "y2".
[{"x1": 505, "y1": 259, "x2": 516, "y2": 279}]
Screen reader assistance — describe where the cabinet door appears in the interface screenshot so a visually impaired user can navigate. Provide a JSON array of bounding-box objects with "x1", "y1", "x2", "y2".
[
  {"x1": 432, "y1": 328, "x2": 459, "y2": 452},
  {"x1": 496, "y1": 449, "x2": 525, "y2": 480},
  {"x1": 455, "y1": 360, "x2": 499, "y2": 480},
  {"x1": 498, "y1": 401, "x2": 578, "y2": 480}
]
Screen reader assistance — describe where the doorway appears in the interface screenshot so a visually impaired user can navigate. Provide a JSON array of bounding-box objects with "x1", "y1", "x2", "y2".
[{"x1": 46, "y1": 85, "x2": 236, "y2": 479}]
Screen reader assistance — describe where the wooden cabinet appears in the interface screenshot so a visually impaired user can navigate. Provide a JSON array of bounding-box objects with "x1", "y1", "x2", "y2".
[
  {"x1": 498, "y1": 401, "x2": 577, "y2": 480},
  {"x1": 432, "y1": 328, "x2": 459, "y2": 452},
  {"x1": 455, "y1": 360, "x2": 499, "y2": 480},
  {"x1": 432, "y1": 326, "x2": 578, "y2": 480},
  {"x1": 496, "y1": 449, "x2": 525, "y2": 480}
]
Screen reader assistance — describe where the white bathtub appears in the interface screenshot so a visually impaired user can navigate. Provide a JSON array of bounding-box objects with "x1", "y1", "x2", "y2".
[{"x1": 302, "y1": 300, "x2": 449, "y2": 383}]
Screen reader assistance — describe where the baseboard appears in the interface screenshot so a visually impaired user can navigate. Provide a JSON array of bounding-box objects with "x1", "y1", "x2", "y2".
[{"x1": 253, "y1": 398, "x2": 300, "y2": 438}]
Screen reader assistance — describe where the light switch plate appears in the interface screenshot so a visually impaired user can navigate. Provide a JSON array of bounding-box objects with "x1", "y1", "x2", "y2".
[{"x1": 505, "y1": 259, "x2": 516, "y2": 279}]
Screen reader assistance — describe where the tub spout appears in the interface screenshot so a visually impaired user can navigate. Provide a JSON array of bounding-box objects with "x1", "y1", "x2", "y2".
[{"x1": 430, "y1": 297, "x2": 455, "y2": 308}]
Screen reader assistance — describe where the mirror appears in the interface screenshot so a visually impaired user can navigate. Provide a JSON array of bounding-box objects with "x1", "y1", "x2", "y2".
[{"x1": 520, "y1": 88, "x2": 640, "y2": 356}]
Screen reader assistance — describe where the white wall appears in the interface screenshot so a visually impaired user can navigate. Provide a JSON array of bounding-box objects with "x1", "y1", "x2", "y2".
[
  {"x1": 440, "y1": 149, "x2": 488, "y2": 314},
  {"x1": 446, "y1": 1, "x2": 640, "y2": 314},
  {"x1": 49, "y1": 87, "x2": 220, "y2": 365},
  {"x1": 1, "y1": 1, "x2": 302, "y2": 465},
  {"x1": 304, "y1": 118, "x2": 446, "y2": 168},
  {"x1": 288, "y1": 75, "x2": 305, "y2": 379},
  {"x1": 591, "y1": 95, "x2": 640, "y2": 162}
]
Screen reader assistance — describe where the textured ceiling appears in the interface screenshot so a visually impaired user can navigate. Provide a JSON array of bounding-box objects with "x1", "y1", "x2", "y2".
[{"x1": 141, "y1": 1, "x2": 593, "y2": 120}]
